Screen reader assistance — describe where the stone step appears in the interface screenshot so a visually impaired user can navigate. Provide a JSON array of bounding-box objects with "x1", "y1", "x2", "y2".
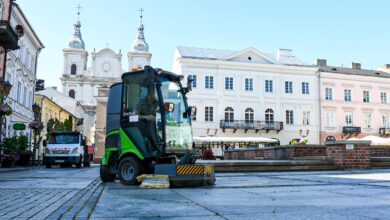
[
  {"x1": 293, "y1": 156, "x2": 326, "y2": 160},
  {"x1": 371, "y1": 157, "x2": 390, "y2": 162},
  {"x1": 197, "y1": 159, "x2": 336, "y2": 172},
  {"x1": 214, "y1": 165, "x2": 337, "y2": 172}
]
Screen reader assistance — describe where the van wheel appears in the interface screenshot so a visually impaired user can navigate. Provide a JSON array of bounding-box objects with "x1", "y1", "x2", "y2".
[
  {"x1": 76, "y1": 156, "x2": 82, "y2": 168},
  {"x1": 100, "y1": 162, "x2": 115, "y2": 182},
  {"x1": 118, "y1": 157, "x2": 140, "y2": 185}
]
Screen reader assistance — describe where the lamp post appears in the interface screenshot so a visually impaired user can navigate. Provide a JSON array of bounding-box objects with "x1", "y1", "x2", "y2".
[
  {"x1": 0, "y1": 79, "x2": 12, "y2": 145},
  {"x1": 31, "y1": 103, "x2": 42, "y2": 162}
]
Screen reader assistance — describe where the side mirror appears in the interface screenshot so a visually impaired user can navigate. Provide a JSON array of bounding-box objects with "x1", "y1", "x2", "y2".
[
  {"x1": 189, "y1": 106, "x2": 197, "y2": 117},
  {"x1": 164, "y1": 102, "x2": 175, "y2": 112},
  {"x1": 43, "y1": 140, "x2": 47, "y2": 147}
]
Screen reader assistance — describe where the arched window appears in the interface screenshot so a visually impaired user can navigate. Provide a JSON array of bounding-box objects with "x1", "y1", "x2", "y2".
[
  {"x1": 71, "y1": 64, "x2": 77, "y2": 75},
  {"x1": 224, "y1": 107, "x2": 234, "y2": 122},
  {"x1": 265, "y1": 108, "x2": 274, "y2": 124},
  {"x1": 69, "y1": 89, "x2": 75, "y2": 99},
  {"x1": 245, "y1": 108, "x2": 254, "y2": 123}
]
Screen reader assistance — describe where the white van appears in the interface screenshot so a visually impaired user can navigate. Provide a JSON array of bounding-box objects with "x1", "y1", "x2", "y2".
[{"x1": 43, "y1": 131, "x2": 85, "y2": 168}]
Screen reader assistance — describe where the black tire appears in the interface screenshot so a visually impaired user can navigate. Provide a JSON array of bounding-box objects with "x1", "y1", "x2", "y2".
[
  {"x1": 118, "y1": 157, "x2": 141, "y2": 185},
  {"x1": 76, "y1": 155, "x2": 83, "y2": 168},
  {"x1": 100, "y1": 162, "x2": 115, "y2": 182},
  {"x1": 46, "y1": 163, "x2": 51, "y2": 168},
  {"x1": 83, "y1": 162, "x2": 90, "y2": 167}
]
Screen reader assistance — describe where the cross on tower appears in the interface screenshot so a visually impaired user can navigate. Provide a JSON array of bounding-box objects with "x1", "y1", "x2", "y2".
[
  {"x1": 138, "y1": 8, "x2": 144, "y2": 23},
  {"x1": 76, "y1": 4, "x2": 82, "y2": 20}
]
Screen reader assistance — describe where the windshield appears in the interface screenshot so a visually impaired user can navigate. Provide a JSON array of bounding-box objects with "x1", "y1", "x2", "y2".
[
  {"x1": 49, "y1": 134, "x2": 80, "y2": 144},
  {"x1": 160, "y1": 77, "x2": 193, "y2": 151}
]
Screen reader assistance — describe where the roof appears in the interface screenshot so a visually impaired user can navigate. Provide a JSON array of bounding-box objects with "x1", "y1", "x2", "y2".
[
  {"x1": 319, "y1": 65, "x2": 390, "y2": 78},
  {"x1": 176, "y1": 46, "x2": 307, "y2": 65}
]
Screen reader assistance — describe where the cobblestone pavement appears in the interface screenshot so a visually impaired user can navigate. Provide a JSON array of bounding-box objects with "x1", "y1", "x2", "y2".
[
  {"x1": 0, "y1": 166, "x2": 103, "y2": 220},
  {"x1": 93, "y1": 169, "x2": 390, "y2": 220},
  {"x1": 2, "y1": 166, "x2": 390, "y2": 219}
]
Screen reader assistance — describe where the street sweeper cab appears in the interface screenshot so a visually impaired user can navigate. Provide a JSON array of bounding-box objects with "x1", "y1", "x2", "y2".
[{"x1": 100, "y1": 66, "x2": 215, "y2": 186}]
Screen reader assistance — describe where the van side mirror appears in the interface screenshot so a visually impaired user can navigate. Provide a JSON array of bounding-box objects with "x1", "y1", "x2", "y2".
[
  {"x1": 43, "y1": 140, "x2": 47, "y2": 147},
  {"x1": 164, "y1": 102, "x2": 175, "y2": 112}
]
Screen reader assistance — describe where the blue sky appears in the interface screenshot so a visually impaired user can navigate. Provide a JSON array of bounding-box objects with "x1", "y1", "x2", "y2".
[{"x1": 17, "y1": 0, "x2": 390, "y2": 87}]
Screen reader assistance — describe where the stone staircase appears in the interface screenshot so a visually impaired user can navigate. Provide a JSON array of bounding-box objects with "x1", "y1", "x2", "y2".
[
  {"x1": 198, "y1": 159, "x2": 337, "y2": 172},
  {"x1": 371, "y1": 157, "x2": 390, "y2": 169}
]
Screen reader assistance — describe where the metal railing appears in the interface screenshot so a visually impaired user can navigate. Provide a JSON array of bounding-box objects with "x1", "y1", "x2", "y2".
[
  {"x1": 342, "y1": 126, "x2": 361, "y2": 134},
  {"x1": 220, "y1": 120, "x2": 283, "y2": 132}
]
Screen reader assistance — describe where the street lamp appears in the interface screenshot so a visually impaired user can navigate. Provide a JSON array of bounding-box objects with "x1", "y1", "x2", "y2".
[
  {"x1": 299, "y1": 129, "x2": 310, "y2": 138},
  {"x1": 31, "y1": 103, "x2": 42, "y2": 163}
]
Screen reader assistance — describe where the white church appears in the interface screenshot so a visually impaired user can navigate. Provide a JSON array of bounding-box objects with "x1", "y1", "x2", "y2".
[{"x1": 60, "y1": 11, "x2": 151, "y2": 144}]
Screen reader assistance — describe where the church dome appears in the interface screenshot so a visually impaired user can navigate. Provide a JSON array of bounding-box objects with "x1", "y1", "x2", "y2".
[
  {"x1": 68, "y1": 19, "x2": 85, "y2": 49},
  {"x1": 131, "y1": 23, "x2": 149, "y2": 52}
]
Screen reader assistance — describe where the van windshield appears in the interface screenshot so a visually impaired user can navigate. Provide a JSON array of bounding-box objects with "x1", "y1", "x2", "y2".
[{"x1": 49, "y1": 134, "x2": 79, "y2": 144}]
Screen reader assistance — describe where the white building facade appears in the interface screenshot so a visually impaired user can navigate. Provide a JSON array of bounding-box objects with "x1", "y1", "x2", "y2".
[
  {"x1": 172, "y1": 47, "x2": 320, "y2": 145},
  {"x1": 60, "y1": 12, "x2": 151, "y2": 145},
  {"x1": 5, "y1": 3, "x2": 44, "y2": 142}
]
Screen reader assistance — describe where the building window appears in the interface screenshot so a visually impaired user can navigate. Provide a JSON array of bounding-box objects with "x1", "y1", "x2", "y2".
[
  {"x1": 69, "y1": 89, "x2": 75, "y2": 99},
  {"x1": 17, "y1": 82, "x2": 21, "y2": 103},
  {"x1": 382, "y1": 115, "x2": 390, "y2": 128},
  {"x1": 345, "y1": 113, "x2": 353, "y2": 126},
  {"x1": 286, "y1": 110, "x2": 294, "y2": 125},
  {"x1": 325, "y1": 88, "x2": 333, "y2": 100},
  {"x1": 364, "y1": 113, "x2": 372, "y2": 129},
  {"x1": 265, "y1": 80, "x2": 273, "y2": 93},
  {"x1": 325, "y1": 111, "x2": 335, "y2": 127},
  {"x1": 224, "y1": 107, "x2": 234, "y2": 122},
  {"x1": 285, "y1": 81, "x2": 293, "y2": 94},
  {"x1": 381, "y1": 92, "x2": 387, "y2": 104},
  {"x1": 189, "y1": 75, "x2": 197, "y2": 88},
  {"x1": 205, "y1": 76, "x2": 214, "y2": 89},
  {"x1": 245, "y1": 108, "x2": 254, "y2": 123},
  {"x1": 265, "y1": 108, "x2": 274, "y2": 124},
  {"x1": 344, "y1": 89, "x2": 352, "y2": 102},
  {"x1": 23, "y1": 86, "x2": 27, "y2": 106},
  {"x1": 303, "y1": 111, "x2": 310, "y2": 125},
  {"x1": 225, "y1": 77, "x2": 233, "y2": 90},
  {"x1": 205, "y1": 106, "x2": 213, "y2": 122},
  {"x1": 245, "y1": 78, "x2": 253, "y2": 91},
  {"x1": 363, "y1": 91, "x2": 370, "y2": 103},
  {"x1": 302, "y1": 82, "x2": 309, "y2": 94},
  {"x1": 71, "y1": 64, "x2": 77, "y2": 75}
]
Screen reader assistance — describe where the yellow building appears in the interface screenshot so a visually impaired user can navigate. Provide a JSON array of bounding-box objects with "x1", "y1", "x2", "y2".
[{"x1": 34, "y1": 94, "x2": 78, "y2": 158}]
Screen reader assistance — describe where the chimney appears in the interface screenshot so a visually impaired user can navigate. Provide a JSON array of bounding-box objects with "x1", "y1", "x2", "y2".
[
  {"x1": 316, "y1": 59, "x2": 327, "y2": 66},
  {"x1": 385, "y1": 64, "x2": 390, "y2": 69},
  {"x1": 277, "y1": 48, "x2": 293, "y2": 59},
  {"x1": 351, "y1": 62, "x2": 361, "y2": 69},
  {"x1": 51, "y1": 86, "x2": 57, "y2": 90}
]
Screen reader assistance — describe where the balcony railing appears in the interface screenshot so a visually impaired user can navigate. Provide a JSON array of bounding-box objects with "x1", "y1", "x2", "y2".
[
  {"x1": 220, "y1": 120, "x2": 283, "y2": 133},
  {"x1": 379, "y1": 128, "x2": 390, "y2": 137},
  {"x1": 342, "y1": 126, "x2": 361, "y2": 134},
  {"x1": 0, "y1": 20, "x2": 19, "y2": 50}
]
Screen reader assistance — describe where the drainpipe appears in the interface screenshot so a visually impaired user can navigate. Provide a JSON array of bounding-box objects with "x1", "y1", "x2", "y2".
[{"x1": 317, "y1": 70, "x2": 322, "y2": 144}]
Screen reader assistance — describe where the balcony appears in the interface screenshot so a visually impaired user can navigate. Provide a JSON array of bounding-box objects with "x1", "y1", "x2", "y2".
[
  {"x1": 379, "y1": 128, "x2": 390, "y2": 137},
  {"x1": 0, "y1": 20, "x2": 19, "y2": 51},
  {"x1": 342, "y1": 126, "x2": 361, "y2": 134},
  {"x1": 220, "y1": 120, "x2": 283, "y2": 133}
]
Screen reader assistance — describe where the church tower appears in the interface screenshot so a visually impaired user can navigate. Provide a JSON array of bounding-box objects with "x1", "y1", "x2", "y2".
[
  {"x1": 128, "y1": 9, "x2": 152, "y2": 70},
  {"x1": 61, "y1": 6, "x2": 88, "y2": 101}
]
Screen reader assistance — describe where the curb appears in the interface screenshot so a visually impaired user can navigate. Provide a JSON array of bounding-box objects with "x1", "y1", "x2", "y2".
[{"x1": 0, "y1": 166, "x2": 43, "y2": 173}]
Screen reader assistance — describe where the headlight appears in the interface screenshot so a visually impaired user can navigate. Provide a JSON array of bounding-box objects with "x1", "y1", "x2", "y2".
[
  {"x1": 71, "y1": 148, "x2": 79, "y2": 154},
  {"x1": 44, "y1": 148, "x2": 51, "y2": 154}
]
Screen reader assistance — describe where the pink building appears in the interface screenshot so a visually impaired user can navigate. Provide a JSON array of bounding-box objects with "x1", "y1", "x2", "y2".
[{"x1": 319, "y1": 60, "x2": 390, "y2": 143}]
